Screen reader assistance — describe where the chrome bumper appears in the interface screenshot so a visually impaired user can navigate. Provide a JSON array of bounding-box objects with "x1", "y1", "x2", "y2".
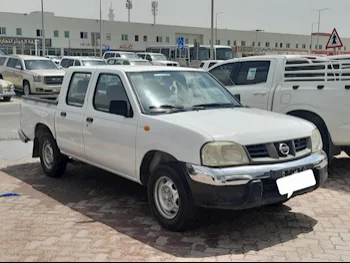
[
  {"x1": 186, "y1": 151, "x2": 328, "y2": 186},
  {"x1": 0, "y1": 91, "x2": 16, "y2": 97}
]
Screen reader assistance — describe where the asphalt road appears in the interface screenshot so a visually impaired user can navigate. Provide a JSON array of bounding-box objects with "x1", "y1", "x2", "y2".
[{"x1": 0, "y1": 97, "x2": 21, "y2": 140}]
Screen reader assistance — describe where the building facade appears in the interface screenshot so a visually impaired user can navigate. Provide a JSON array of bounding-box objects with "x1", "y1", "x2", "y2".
[{"x1": 0, "y1": 11, "x2": 350, "y2": 57}]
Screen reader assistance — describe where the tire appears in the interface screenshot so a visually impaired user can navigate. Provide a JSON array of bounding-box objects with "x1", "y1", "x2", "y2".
[
  {"x1": 344, "y1": 147, "x2": 350, "y2": 157},
  {"x1": 2, "y1": 97, "x2": 11, "y2": 102},
  {"x1": 39, "y1": 132, "x2": 68, "y2": 178},
  {"x1": 23, "y1": 81, "x2": 31, "y2": 96},
  {"x1": 148, "y1": 163, "x2": 198, "y2": 232}
]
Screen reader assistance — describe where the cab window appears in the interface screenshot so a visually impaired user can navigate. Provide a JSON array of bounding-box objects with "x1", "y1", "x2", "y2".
[{"x1": 66, "y1": 72, "x2": 92, "y2": 107}]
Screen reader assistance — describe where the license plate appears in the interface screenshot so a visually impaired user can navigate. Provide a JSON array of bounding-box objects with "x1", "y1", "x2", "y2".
[{"x1": 276, "y1": 169, "x2": 316, "y2": 198}]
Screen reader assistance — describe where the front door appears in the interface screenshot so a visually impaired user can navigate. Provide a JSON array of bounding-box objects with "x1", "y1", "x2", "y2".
[{"x1": 83, "y1": 70, "x2": 138, "y2": 178}]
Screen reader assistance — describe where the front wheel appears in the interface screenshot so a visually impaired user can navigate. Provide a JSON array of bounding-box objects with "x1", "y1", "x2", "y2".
[
  {"x1": 2, "y1": 97, "x2": 11, "y2": 102},
  {"x1": 39, "y1": 133, "x2": 68, "y2": 178},
  {"x1": 23, "y1": 81, "x2": 31, "y2": 96},
  {"x1": 148, "y1": 163, "x2": 198, "y2": 232}
]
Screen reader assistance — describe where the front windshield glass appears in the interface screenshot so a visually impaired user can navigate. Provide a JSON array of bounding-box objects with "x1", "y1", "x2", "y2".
[
  {"x1": 151, "y1": 54, "x2": 168, "y2": 61},
  {"x1": 216, "y1": 48, "x2": 234, "y2": 60},
  {"x1": 120, "y1": 53, "x2": 139, "y2": 59},
  {"x1": 131, "y1": 60, "x2": 152, "y2": 65},
  {"x1": 128, "y1": 71, "x2": 241, "y2": 114},
  {"x1": 82, "y1": 60, "x2": 106, "y2": 66},
  {"x1": 24, "y1": 60, "x2": 58, "y2": 70}
]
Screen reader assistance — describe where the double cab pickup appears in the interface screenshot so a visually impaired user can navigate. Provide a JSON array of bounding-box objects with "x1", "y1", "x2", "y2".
[{"x1": 18, "y1": 66, "x2": 328, "y2": 231}]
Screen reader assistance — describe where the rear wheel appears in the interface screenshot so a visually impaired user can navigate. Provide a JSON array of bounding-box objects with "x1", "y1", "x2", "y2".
[
  {"x1": 23, "y1": 81, "x2": 31, "y2": 96},
  {"x1": 39, "y1": 132, "x2": 68, "y2": 178},
  {"x1": 148, "y1": 163, "x2": 198, "y2": 232},
  {"x1": 2, "y1": 97, "x2": 11, "y2": 102}
]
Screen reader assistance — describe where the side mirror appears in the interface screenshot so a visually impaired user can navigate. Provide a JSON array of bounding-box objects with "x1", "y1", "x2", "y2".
[
  {"x1": 109, "y1": 100, "x2": 128, "y2": 117},
  {"x1": 15, "y1": 65, "x2": 22, "y2": 70}
]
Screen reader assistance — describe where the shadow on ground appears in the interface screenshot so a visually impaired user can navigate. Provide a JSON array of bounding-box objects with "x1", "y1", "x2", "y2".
[
  {"x1": 324, "y1": 157, "x2": 350, "y2": 193},
  {"x1": 1, "y1": 161, "x2": 320, "y2": 258}
]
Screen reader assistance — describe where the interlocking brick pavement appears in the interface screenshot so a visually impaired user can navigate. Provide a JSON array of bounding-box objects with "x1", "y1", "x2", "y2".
[{"x1": 0, "y1": 154, "x2": 349, "y2": 262}]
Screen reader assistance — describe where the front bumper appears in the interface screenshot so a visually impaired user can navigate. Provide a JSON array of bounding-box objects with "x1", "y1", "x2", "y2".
[
  {"x1": 184, "y1": 151, "x2": 328, "y2": 210},
  {"x1": 33, "y1": 83, "x2": 61, "y2": 94},
  {"x1": 0, "y1": 91, "x2": 16, "y2": 97}
]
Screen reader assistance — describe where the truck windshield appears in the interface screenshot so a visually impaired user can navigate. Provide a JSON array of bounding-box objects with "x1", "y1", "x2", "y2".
[
  {"x1": 216, "y1": 48, "x2": 234, "y2": 60},
  {"x1": 24, "y1": 60, "x2": 58, "y2": 70},
  {"x1": 82, "y1": 60, "x2": 106, "y2": 66},
  {"x1": 151, "y1": 54, "x2": 168, "y2": 61},
  {"x1": 128, "y1": 71, "x2": 241, "y2": 114},
  {"x1": 120, "y1": 53, "x2": 139, "y2": 59}
]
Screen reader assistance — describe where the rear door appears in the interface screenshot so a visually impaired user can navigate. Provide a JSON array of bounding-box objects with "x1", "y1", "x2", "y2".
[
  {"x1": 55, "y1": 70, "x2": 93, "y2": 159},
  {"x1": 232, "y1": 60, "x2": 276, "y2": 110},
  {"x1": 208, "y1": 62, "x2": 241, "y2": 102}
]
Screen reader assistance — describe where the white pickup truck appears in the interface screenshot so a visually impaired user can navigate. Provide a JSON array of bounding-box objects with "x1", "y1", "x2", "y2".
[
  {"x1": 18, "y1": 65, "x2": 328, "y2": 231},
  {"x1": 208, "y1": 55, "x2": 350, "y2": 159}
]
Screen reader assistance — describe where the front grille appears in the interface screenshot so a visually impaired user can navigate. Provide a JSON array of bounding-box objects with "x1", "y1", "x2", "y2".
[
  {"x1": 44, "y1": 76, "x2": 64, "y2": 85},
  {"x1": 245, "y1": 137, "x2": 311, "y2": 163}
]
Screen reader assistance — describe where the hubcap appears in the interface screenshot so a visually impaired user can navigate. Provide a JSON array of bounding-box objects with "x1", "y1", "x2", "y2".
[
  {"x1": 42, "y1": 141, "x2": 54, "y2": 170},
  {"x1": 154, "y1": 176, "x2": 180, "y2": 220}
]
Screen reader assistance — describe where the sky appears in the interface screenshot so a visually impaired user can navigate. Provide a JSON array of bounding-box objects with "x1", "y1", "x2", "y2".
[{"x1": 3, "y1": 0, "x2": 350, "y2": 37}]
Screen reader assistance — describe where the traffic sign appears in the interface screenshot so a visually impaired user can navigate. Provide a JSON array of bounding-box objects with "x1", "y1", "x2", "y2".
[
  {"x1": 178, "y1": 37, "x2": 185, "y2": 51},
  {"x1": 105, "y1": 45, "x2": 111, "y2": 52},
  {"x1": 326, "y1": 28, "x2": 343, "y2": 49}
]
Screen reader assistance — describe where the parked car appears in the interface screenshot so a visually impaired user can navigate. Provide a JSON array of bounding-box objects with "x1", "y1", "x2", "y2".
[
  {"x1": 0, "y1": 79, "x2": 15, "y2": 102},
  {"x1": 208, "y1": 55, "x2": 350, "y2": 160},
  {"x1": 199, "y1": 60, "x2": 223, "y2": 70},
  {"x1": 0, "y1": 55, "x2": 65, "y2": 96},
  {"x1": 18, "y1": 66, "x2": 328, "y2": 231},
  {"x1": 102, "y1": 51, "x2": 140, "y2": 60},
  {"x1": 59, "y1": 56, "x2": 106, "y2": 70},
  {"x1": 137, "y1": 52, "x2": 179, "y2": 67},
  {"x1": 46, "y1": 56, "x2": 61, "y2": 65},
  {"x1": 107, "y1": 58, "x2": 153, "y2": 66}
]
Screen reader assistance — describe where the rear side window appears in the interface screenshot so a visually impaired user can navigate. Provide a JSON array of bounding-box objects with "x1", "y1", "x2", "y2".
[
  {"x1": 236, "y1": 61, "x2": 270, "y2": 85},
  {"x1": 60, "y1": 59, "x2": 69, "y2": 68},
  {"x1": 0, "y1": 57, "x2": 6, "y2": 66},
  {"x1": 6, "y1": 58, "x2": 17, "y2": 68},
  {"x1": 67, "y1": 59, "x2": 74, "y2": 68},
  {"x1": 199, "y1": 63, "x2": 204, "y2": 68},
  {"x1": 74, "y1": 60, "x2": 81, "y2": 66},
  {"x1": 66, "y1": 72, "x2": 92, "y2": 107},
  {"x1": 209, "y1": 63, "x2": 235, "y2": 86},
  {"x1": 209, "y1": 62, "x2": 217, "y2": 68}
]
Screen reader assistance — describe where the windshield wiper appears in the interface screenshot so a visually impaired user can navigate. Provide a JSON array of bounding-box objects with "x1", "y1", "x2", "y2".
[
  {"x1": 149, "y1": 104, "x2": 184, "y2": 110},
  {"x1": 192, "y1": 103, "x2": 238, "y2": 110}
]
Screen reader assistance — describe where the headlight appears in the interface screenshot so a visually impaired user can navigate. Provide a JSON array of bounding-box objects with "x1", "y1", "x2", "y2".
[
  {"x1": 33, "y1": 76, "x2": 42, "y2": 82},
  {"x1": 201, "y1": 142, "x2": 250, "y2": 167},
  {"x1": 10, "y1": 84, "x2": 14, "y2": 92},
  {"x1": 311, "y1": 129, "x2": 323, "y2": 153}
]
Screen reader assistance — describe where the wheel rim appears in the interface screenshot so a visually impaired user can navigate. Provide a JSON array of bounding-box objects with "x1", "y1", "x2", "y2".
[
  {"x1": 42, "y1": 141, "x2": 54, "y2": 170},
  {"x1": 24, "y1": 85, "x2": 30, "y2": 96},
  {"x1": 154, "y1": 176, "x2": 180, "y2": 220}
]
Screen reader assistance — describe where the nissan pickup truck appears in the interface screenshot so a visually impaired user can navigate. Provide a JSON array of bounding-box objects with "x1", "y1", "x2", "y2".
[
  {"x1": 208, "y1": 55, "x2": 350, "y2": 160},
  {"x1": 18, "y1": 65, "x2": 328, "y2": 231},
  {"x1": 0, "y1": 55, "x2": 65, "y2": 96}
]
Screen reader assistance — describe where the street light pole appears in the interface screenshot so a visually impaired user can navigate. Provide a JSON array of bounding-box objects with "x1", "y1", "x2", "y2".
[
  {"x1": 99, "y1": 0, "x2": 102, "y2": 58},
  {"x1": 215, "y1": 12, "x2": 223, "y2": 46},
  {"x1": 210, "y1": 0, "x2": 214, "y2": 60},
  {"x1": 311, "y1": 8, "x2": 329, "y2": 50},
  {"x1": 41, "y1": 0, "x2": 45, "y2": 57}
]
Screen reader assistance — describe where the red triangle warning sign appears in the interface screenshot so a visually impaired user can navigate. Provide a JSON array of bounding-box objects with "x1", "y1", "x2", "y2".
[{"x1": 326, "y1": 28, "x2": 343, "y2": 49}]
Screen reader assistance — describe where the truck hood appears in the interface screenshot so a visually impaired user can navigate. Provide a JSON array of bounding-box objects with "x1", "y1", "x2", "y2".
[
  {"x1": 29, "y1": 69, "x2": 66, "y2": 76},
  {"x1": 155, "y1": 108, "x2": 315, "y2": 146},
  {"x1": 0, "y1": 79, "x2": 13, "y2": 88}
]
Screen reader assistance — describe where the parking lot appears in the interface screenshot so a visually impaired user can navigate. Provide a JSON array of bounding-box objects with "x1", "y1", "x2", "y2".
[{"x1": 1, "y1": 96, "x2": 350, "y2": 262}]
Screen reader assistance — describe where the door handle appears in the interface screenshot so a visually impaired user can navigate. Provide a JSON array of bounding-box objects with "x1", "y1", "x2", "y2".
[
  {"x1": 317, "y1": 85, "x2": 325, "y2": 90},
  {"x1": 86, "y1": 117, "x2": 94, "y2": 123},
  {"x1": 60, "y1": 112, "x2": 66, "y2": 117},
  {"x1": 254, "y1": 91, "x2": 267, "y2": 96}
]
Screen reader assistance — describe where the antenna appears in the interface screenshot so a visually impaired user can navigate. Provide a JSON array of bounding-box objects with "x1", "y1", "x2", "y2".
[
  {"x1": 108, "y1": 2, "x2": 115, "y2": 21},
  {"x1": 151, "y1": 1, "x2": 158, "y2": 25},
  {"x1": 126, "y1": 0, "x2": 133, "y2": 22}
]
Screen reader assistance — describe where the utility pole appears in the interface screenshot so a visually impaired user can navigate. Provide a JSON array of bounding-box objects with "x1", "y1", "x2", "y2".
[
  {"x1": 41, "y1": 0, "x2": 46, "y2": 56},
  {"x1": 210, "y1": 0, "x2": 214, "y2": 59},
  {"x1": 311, "y1": 8, "x2": 329, "y2": 49},
  {"x1": 215, "y1": 12, "x2": 223, "y2": 46},
  {"x1": 99, "y1": 0, "x2": 102, "y2": 58}
]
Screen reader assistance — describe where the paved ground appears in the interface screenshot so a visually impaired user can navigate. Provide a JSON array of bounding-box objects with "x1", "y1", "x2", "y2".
[
  {"x1": 0, "y1": 95, "x2": 22, "y2": 140},
  {"x1": 0, "y1": 150, "x2": 350, "y2": 262}
]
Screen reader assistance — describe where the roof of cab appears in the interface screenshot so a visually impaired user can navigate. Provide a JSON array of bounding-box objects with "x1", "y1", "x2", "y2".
[
  {"x1": 9, "y1": 55, "x2": 50, "y2": 60},
  {"x1": 68, "y1": 65, "x2": 204, "y2": 73}
]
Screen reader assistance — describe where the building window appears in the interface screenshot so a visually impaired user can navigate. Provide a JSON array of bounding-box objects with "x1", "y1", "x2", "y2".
[
  {"x1": 227, "y1": 40, "x2": 231, "y2": 46},
  {"x1": 135, "y1": 35, "x2": 139, "y2": 42},
  {"x1": 296, "y1": 44, "x2": 299, "y2": 49},
  {"x1": 275, "y1": 43, "x2": 278, "y2": 48},
  {"x1": 216, "y1": 40, "x2": 221, "y2": 45},
  {"x1": 16, "y1": 28, "x2": 22, "y2": 36},
  {"x1": 286, "y1": 43, "x2": 290, "y2": 48},
  {"x1": 185, "y1": 38, "x2": 189, "y2": 44},
  {"x1": 80, "y1": 32, "x2": 88, "y2": 39},
  {"x1": 319, "y1": 45, "x2": 323, "y2": 50},
  {"x1": 315, "y1": 45, "x2": 318, "y2": 50},
  {"x1": 166, "y1": 37, "x2": 170, "y2": 43},
  {"x1": 233, "y1": 40, "x2": 237, "y2": 46},
  {"x1": 280, "y1": 43, "x2": 283, "y2": 48},
  {"x1": 64, "y1": 31, "x2": 70, "y2": 38},
  {"x1": 241, "y1": 41, "x2": 246, "y2": 46},
  {"x1": 209, "y1": 39, "x2": 212, "y2": 45},
  {"x1": 54, "y1": 30, "x2": 59, "y2": 38},
  {"x1": 0, "y1": 27, "x2": 6, "y2": 35},
  {"x1": 143, "y1": 35, "x2": 147, "y2": 42},
  {"x1": 121, "y1": 34, "x2": 128, "y2": 41},
  {"x1": 156, "y1": 36, "x2": 162, "y2": 43},
  {"x1": 266, "y1": 42, "x2": 270, "y2": 48},
  {"x1": 258, "y1": 42, "x2": 261, "y2": 47},
  {"x1": 252, "y1": 41, "x2": 255, "y2": 47},
  {"x1": 106, "y1": 33, "x2": 111, "y2": 41},
  {"x1": 36, "y1": 29, "x2": 42, "y2": 37}
]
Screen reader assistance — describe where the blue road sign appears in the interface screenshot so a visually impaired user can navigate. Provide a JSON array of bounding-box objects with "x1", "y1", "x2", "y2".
[
  {"x1": 178, "y1": 37, "x2": 185, "y2": 51},
  {"x1": 105, "y1": 45, "x2": 111, "y2": 52}
]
